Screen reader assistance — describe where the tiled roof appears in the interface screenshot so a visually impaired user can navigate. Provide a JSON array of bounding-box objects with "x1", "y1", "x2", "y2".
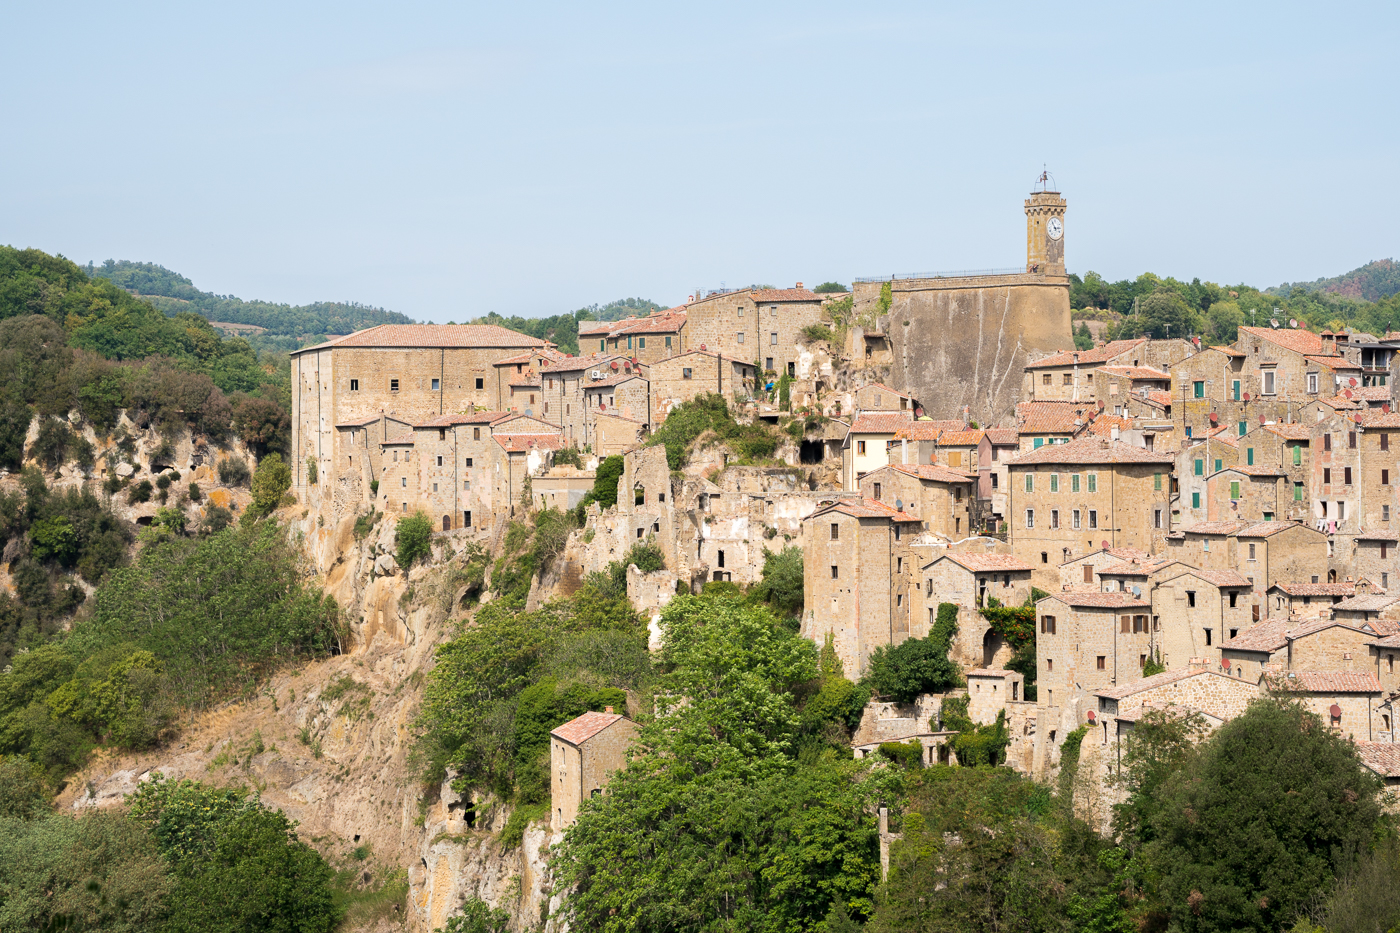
[
  {"x1": 1271, "y1": 582, "x2": 1357, "y2": 596},
  {"x1": 1024, "y1": 339, "x2": 1146, "y2": 370},
  {"x1": 1219, "y1": 465, "x2": 1286, "y2": 477},
  {"x1": 892, "y1": 420, "x2": 967, "y2": 441},
  {"x1": 1049, "y1": 592, "x2": 1152, "y2": 609},
  {"x1": 1100, "y1": 365, "x2": 1172, "y2": 380},
  {"x1": 550, "y1": 710, "x2": 626, "y2": 745},
  {"x1": 1094, "y1": 666, "x2": 1220, "y2": 700},
  {"x1": 966, "y1": 668, "x2": 1013, "y2": 678},
  {"x1": 1181, "y1": 521, "x2": 1249, "y2": 536},
  {"x1": 1189, "y1": 569, "x2": 1254, "y2": 587},
  {"x1": 1356, "y1": 529, "x2": 1400, "y2": 541},
  {"x1": 508, "y1": 373, "x2": 541, "y2": 387},
  {"x1": 1335, "y1": 594, "x2": 1400, "y2": 612},
  {"x1": 583, "y1": 372, "x2": 646, "y2": 388},
  {"x1": 336, "y1": 414, "x2": 383, "y2": 428},
  {"x1": 312, "y1": 324, "x2": 550, "y2": 351},
  {"x1": 493, "y1": 350, "x2": 542, "y2": 366},
  {"x1": 1349, "y1": 386, "x2": 1393, "y2": 401},
  {"x1": 941, "y1": 553, "x2": 1034, "y2": 573},
  {"x1": 937, "y1": 429, "x2": 986, "y2": 446},
  {"x1": 826, "y1": 498, "x2": 919, "y2": 521},
  {"x1": 1239, "y1": 326, "x2": 1325, "y2": 356},
  {"x1": 593, "y1": 411, "x2": 646, "y2": 424},
  {"x1": 1234, "y1": 521, "x2": 1309, "y2": 538},
  {"x1": 1306, "y1": 355, "x2": 1361, "y2": 369},
  {"x1": 1211, "y1": 346, "x2": 1246, "y2": 357},
  {"x1": 1319, "y1": 394, "x2": 1366, "y2": 411},
  {"x1": 383, "y1": 433, "x2": 415, "y2": 446},
  {"x1": 1098, "y1": 557, "x2": 1181, "y2": 577},
  {"x1": 848, "y1": 411, "x2": 916, "y2": 434},
  {"x1": 1204, "y1": 425, "x2": 1239, "y2": 448},
  {"x1": 985, "y1": 428, "x2": 1019, "y2": 445},
  {"x1": 1221, "y1": 619, "x2": 1292, "y2": 653},
  {"x1": 493, "y1": 433, "x2": 566, "y2": 453},
  {"x1": 1264, "y1": 423, "x2": 1311, "y2": 440},
  {"x1": 751, "y1": 288, "x2": 821, "y2": 302},
  {"x1": 490, "y1": 413, "x2": 562, "y2": 430},
  {"x1": 1061, "y1": 546, "x2": 1149, "y2": 567},
  {"x1": 1016, "y1": 400, "x2": 1099, "y2": 433},
  {"x1": 1354, "y1": 742, "x2": 1400, "y2": 778},
  {"x1": 415, "y1": 411, "x2": 509, "y2": 427},
  {"x1": 1263, "y1": 671, "x2": 1381, "y2": 694},
  {"x1": 1084, "y1": 415, "x2": 1135, "y2": 437},
  {"x1": 1009, "y1": 436, "x2": 1176, "y2": 465},
  {"x1": 889, "y1": 464, "x2": 977, "y2": 484},
  {"x1": 1356, "y1": 410, "x2": 1400, "y2": 428},
  {"x1": 1148, "y1": 389, "x2": 1174, "y2": 407},
  {"x1": 541, "y1": 352, "x2": 626, "y2": 373}
]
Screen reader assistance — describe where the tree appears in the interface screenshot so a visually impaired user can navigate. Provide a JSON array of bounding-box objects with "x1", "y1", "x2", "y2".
[
  {"x1": 813, "y1": 282, "x2": 848, "y2": 293},
  {"x1": 1204, "y1": 300, "x2": 1245, "y2": 345},
  {"x1": 232, "y1": 395, "x2": 290, "y2": 458},
  {"x1": 1074, "y1": 321, "x2": 1094, "y2": 350},
  {"x1": 396, "y1": 510, "x2": 434, "y2": 568},
  {"x1": 862, "y1": 604, "x2": 961, "y2": 702},
  {"x1": 1145, "y1": 699, "x2": 1385, "y2": 933},
  {"x1": 1138, "y1": 288, "x2": 1202, "y2": 340},
  {"x1": 247, "y1": 452, "x2": 291, "y2": 519},
  {"x1": 752, "y1": 545, "x2": 804, "y2": 618}
]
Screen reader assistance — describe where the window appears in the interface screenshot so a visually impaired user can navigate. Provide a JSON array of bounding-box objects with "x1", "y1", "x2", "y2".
[
  {"x1": 464, "y1": 510, "x2": 471, "y2": 527},
  {"x1": 1383, "y1": 544, "x2": 1390, "y2": 559},
  {"x1": 1042, "y1": 552, "x2": 1049, "y2": 564},
  {"x1": 1088, "y1": 474, "x2": 1097, "y2": 493},
  {"x1": 1051, "y1": 509, "x2": 1060, "y2": 529},
  {"x1": 665, "y1": 335, "x2": 672, "y2": 348},
  {"x1": 1088, "y1": 509, "x2": 1098, "y2": 529},
  {"x1": 1386, "y1": 505, "x2": 1392, "y2": 522},
  {"x1": 1194, "y1": 459, "x2": 1204, "y2": 476},
  {"x1": 771, "y1": 305, "x2": 778, "y2": 315},
  {"x1": 1026, "y1": 509, "x2": 1035, "y2": 529},
  {"x1": 991, "y1": 473, "x2": 999, "y2": 489},
  {"x1": 1248, "y1": 542, "x2": 1257, "y2": 560},
  {"x1": 1349, "y1": 431, "x2": 1357, "y2": 449},
  {"x1": 736, "y1": 307, "x2": 744, "y2": 318},
  {"x1": 1215, "y1": 458, "x2": 1223, "y2": 472},
  {"x1": 896, "y1": 557, "x2": 902, "y2": 574},
  {"x1": 475, "y1": 377, "x2": 484, "y2": 390},
  {"x1": 1324, "y1": 433, "x2": 1332, "y2": 451},
  {"x1": 544, "y1": 402, "x2": 549, "y2": 413},
  {"x1": 831, "y1": 565, "x2": 839, "y2": 579},
  {"x1": 1204, "y1": 628, "x2": 1213, "y2": 646},
  {"x1": 473, "y1": 428, "x2": 481, "y2": 440},
  {"x1": 1293, "y1": 445, "x2": 1302, "y2": 466},
  {"x1": 765, "y1": 357, "x2": 773, "y2": 370},
  {"x1": 1042, "y1": 373, "x2": 1052, "y2": 385},
  {"x1": 1064, "y1": 373, "x2": 1073, "y2": 385},
  {"x1": 1084, "y1": 564, "x2": 1094, "y2": 584},
  {"x1": 1345, "y1": 467, "x2": 1353, "y2": 485},
  {"x1": 770, "y1": 332, "x2": 778, "y2": 345},
  {"x1": 872, "y1": 482, "x2": 882, "y2": 500},
  {"x1": 1097, "y1": 656, "x2": 1106, "y2": 670},
  {"x1": 1040, "y1": 615, "x2": 1056, "y2": 634},
  {"x1": 1154, "y1": 473, "x2": 1162, "y2": 491},
  {"x1": 350, "y1": 379, "x2": 359, "y2": 391},
  {"x1": 1025, "y1": 474, "x2": 1034, "y2": 492},
  {"x1": 1229, "y1": 591, "x2": 1238, "y2": 608},
  {"x1": 1033, "y1": 437, "x2": 1044, "y2": 448},
  {"x1": 1324, "y1": 468, "x2": 1332, "y2": 484},
  {"x1": 830, "y1": 523, "x2": 839, "y2": 541},
  {"x1": 1238, "y1": 421, "x2": 1247, "y2": 436},
  {"x1": 1193, "y1": 381, "x2": 1205, "y2": 398},
  {"x1": 1050, "y1": 474, "x2": 1059, "y2": 492},
  {"x1": 1154, "y1": 509, "x2": 1162, "y2": 529},
  {"x1": 401, "y1": 477, "x2": 407, "y2": 487},
  {"x1": 1247, "y1": 447, "x2": 1254, "y2": 466},
  {"x1": 1308, "y1": 372, "x2": 1319, "y2": 393},
  {"x1": 1384, "y1": 433, "x2": 1391, "y2": 452},
  {"x1": 736, "y1": 332, "x2": 745, "y2": 344},
  {"x1": 432, "y1": 482, "x2": 438, "y2": 492},
  {"x1": 1263, "y1": 370, "x2": 1276, "y2": 394},
  {"x1": 1233, "y1": 380, "x2": 1241, "y2": 400},
  {"x1": 1192, "y1": 492, "x2": 1201, "y2": 508},
  {"x1": 682, "y1": 367, "x2": 692, "y2": 379},
  {"x1": 1187, "y1": 590, "x2": 1196, "y2": 607},
  {"x1": 390, "y1": 378, "x2": 400, "y2": 391},
  {"x1": 436, "y1": 455, "x2": 443, "y2": 466},
  {"x1": 857, "y1": 440, "x2": 867, "y2": 455},
  {"x1": 1230, "y1": 481, "x2": 1241, "y2": 499},
  {"x1": 431, "y1": 378, "x2": 440, "y2": 391},
  {"x1": 402, "y1": 502, "x2": 408, "y2": 512}
]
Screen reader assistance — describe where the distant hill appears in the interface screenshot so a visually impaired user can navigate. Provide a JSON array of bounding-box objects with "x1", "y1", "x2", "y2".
[
  {"x1": 1271, "y1": 259, "x2": 1400, "y2": 302},
  {"x1": 87, "y1": 260, "x2": 414, "y2": 352}
]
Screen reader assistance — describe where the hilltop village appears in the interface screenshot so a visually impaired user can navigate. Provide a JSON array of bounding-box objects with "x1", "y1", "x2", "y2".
[{"x1": 291, "y1": 187, "x2": 1400, "y2": 832}]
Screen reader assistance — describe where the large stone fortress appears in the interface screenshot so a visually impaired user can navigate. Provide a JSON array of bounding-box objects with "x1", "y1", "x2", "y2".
[{"x1": 853, "y1": 184, "x2": 1072, "y2": 423}]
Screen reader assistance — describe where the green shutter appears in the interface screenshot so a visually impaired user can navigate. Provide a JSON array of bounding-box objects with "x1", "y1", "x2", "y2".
[
  {"x1": 1247, "y1": 448, "x2": 1254, "y2": 466},
  {"x1": 1294, "y1": 482, "x2": 1304, "y2": 501},
  {"x1": 1215, "y1": 458, "x2": 1222, "y2": 472},
  {"x1": 1194, "y1": 459, "x2": 1203, "y2": 476},
  {"x1": 1154, "y1": 473, "x2": 1162, "y2": 491},
  {"x1": 1230, "y1": 481, "x2": 1240, "y2": 499},
  {"x1": 1025, "y1": 474, "x2": 1034, "y2": 492},
  {"x1": 1293, "y1": 445, "x2": 1301, "y2": 466},
  {"x1": 600, "y1": 339, "x2": 606, "y2": 351},
  {"x1": 1192, "y1": 492, "x2": 1201, "y2": 508},
  {"x1": 1050, "y1": 474, "x2": 1059, "y2": 492},
  {"x1": 1088, "y1": 474, "x2": 1097, "y2": 493},
  {"x1": 1033, "y1": 437, "x2": 1043, "y2": 449},
  {"x1": 1238, "y1": 421, "x2": 1247, "y2": 436},
  {"x1": 1233, "y1": 381, "x2": 1241, "y2": 400},
  {"x1": 1194, "y1": 381, "x2": 1204, "y2": 398}
]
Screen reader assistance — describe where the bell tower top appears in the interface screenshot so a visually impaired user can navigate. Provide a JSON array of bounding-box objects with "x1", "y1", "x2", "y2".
[{"x1": 1025, "y1": 171, "x2": 1066, "y2": 275}]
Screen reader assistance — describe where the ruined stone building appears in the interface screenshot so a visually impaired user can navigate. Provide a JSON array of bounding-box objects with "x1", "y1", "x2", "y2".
[{"x1": 550, "y1": 709, "x2": 638, "y2": 831}]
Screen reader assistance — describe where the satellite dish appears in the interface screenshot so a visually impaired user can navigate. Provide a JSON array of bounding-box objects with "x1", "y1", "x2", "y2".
[
  {"x1": 1345, "y1": 389, "x2": 1353, "y2": 399},
  {"x1": 1271, "y1": 319, "x2": 1279, "y2": 328},
  {"x1": 895, "y1": 499, "x2": 903, "y2": 511},
  {"x1": 1290, "y1": 319, "x2": 1298, "y2": 328},
  {"x1": 1086, "y1": 710, "x2": 1096, "y2": 722},
  {"x1": 1132, "y1": 586, "x2": 1142, "y2": 597},
  {"x1": 1350, "y1": 377, "x2": 1359, "y2": 387},
  {"x1": 1101, "y1": 540, "x2": 1110, "y2": 548},
  {"x1": 1243, "y1": 392, "x2": 1251, "y2": 401}
]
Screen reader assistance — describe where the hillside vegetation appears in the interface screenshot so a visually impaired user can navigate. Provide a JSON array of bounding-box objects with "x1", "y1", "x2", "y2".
[{"x1": 1272, "y1": 258, "x2": 1400, "y2": 303}]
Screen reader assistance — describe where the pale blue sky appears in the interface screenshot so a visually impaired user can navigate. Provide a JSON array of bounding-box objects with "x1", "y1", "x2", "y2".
[{"x1": 3, "y1": 2, "x2": 1396, "y2": 321}]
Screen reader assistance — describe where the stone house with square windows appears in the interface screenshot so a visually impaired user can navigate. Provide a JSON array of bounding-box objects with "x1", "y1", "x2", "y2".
[
  {"x1": 1176, "y1": 426, "x2": 1241, "y2": 525},
  {"x1": 647, "y1": 350, "x2": 754, "y2": 425},
  {"x1": 854, "y1": 382, "x2": 918, "y2": 414},
  {"x1": 1166, "y1": 520, "x2": 1327, "y2": 596},
  {"x1": 1147, "y1": 568, "x2": 1255, "y2": 667},
  {"x1": 1203, "y1": 466, "x2": 1289, "y2": 523},
  {"x1": 1350, "y1": 531, "x2": 1400, "y2": 592},
  {"x1": 591, "y1": 412, "x2": 647, "y2": 459},
  {"x1": 1023, "y1": 338, "x2": 1190, "y2": 403},
  {"x1": 1014, "y1": 400, "x2": 1099, "y2": 451},
  {"x1": 919, "y1": 552, "x2": 1034, "y2": 669},
  {"x1": 857, "y1": 463, "x2": 976, "y2": 540},
  {"x1": 886, "y1": 420, "x2": 972, "y2": 469},
  {"x1": 1090, "y1": 663, "x2": 1259, "y2": 744},
  {"x1": 581, "y1": 372, "x2": 650, "y2": 443},
  {"x1": 579, "y1": 307, "x2": 687, "y2": 362},
  {"x1": 1234, "y1": 325, "x2": 1363, "y2": 406},
  {"x1": 291, "y1": 324, "x2": 553, "y2": 493},
  {"x1": 1007, "y1": 437, "x2": 1176, "y2": 589},
  {"x1": 1058, "y1": 546, "x2": 1151, "y2": 592},
  {"x1": 1368, "y1": 633, "x2": 1400, "y2": 706},
  {"x1": 978, "y1": 429, "x2": 1021, "y2": 524},
  {"x1": 1261, "y1": 670, "x2": 1381, "y2": 741},
  {"x1": 406, "y1": 411, "x2": 510, "y2": 532},
  {"x1": 683, "y1": 285, "x2": 824, "y2": 376},
  {"x1": 1093, "y1": 365, "x2": 1173, "y2": 418},
  {"x1": 1265, "y1": 581, "x2": 1373, "y2": 615},
  {"x1": 1311, "y1": 409, "x2": 1364, "y2": 536},
  {"x1": 802, "y1": 497, "x2": 922, "y2": 680},
  {"x1": 550, "y1": 709, "x2": 639, "y2": 831},
  {"x1": 842, "y1": 411, "x2": 915, "y2": 490},
  {"x1": 334, "y1": 414, "x2": 402, "y2": 506}
]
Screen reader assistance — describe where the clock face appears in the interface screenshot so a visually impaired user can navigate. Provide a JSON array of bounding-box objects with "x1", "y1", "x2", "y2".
[{"x1": 1047, "y1": 217, "x2": 1063, "y2": 240}]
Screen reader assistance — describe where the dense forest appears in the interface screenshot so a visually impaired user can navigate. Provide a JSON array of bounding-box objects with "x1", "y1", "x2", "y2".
[{"x1": 1272, "y1": 258, "x2": 1400, "y2": 303}]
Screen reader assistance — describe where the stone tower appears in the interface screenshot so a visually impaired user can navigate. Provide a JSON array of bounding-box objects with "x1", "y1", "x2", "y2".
[{"x1": 1025, "y1": 187, "x2": 1067, "y2": 275}]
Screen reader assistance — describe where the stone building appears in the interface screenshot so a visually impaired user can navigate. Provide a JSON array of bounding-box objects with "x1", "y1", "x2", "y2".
[
  {"x1": 1094, "y1": 364, "x2": 1173, "y2": 416},
  {"x1": 291, "y1": 323, "x2": 552, "y2": 491},
  {"x1": 591, "y1": 412, "x2": 647, "y2": 459},
  {"x1": 1014, "y1": 400, "x2": 1099, "y2": 451},
  {"x1": 854, "y1": 382, "x2": 918, "y2": 414},
  {"x1": 1006, "y1": 436, "x2": 1176, "y2": 589},
  {"x1": 802, "y1": 497, "x2": 922, "y2": 679},
  {"x1": 1261, "y1": 670, "x2": 1382, "y2": 741},
  {"x1": 857, "y1": 463, "x2": 976, "y2": 540},
  {"x1": 1203, "y1": 465, "x2": 1289, "y2": 523},
  {"x1": 1024, "y1": 339, "x2": 1154, "y2": 403},
  {"x1": 1148, "y1": 567, "x2": 1255, "y2": 667},
  {"x1": 1059, "y1": 546, "x2": 1151, "y2": 592},
  {"x1": 1166, "y1": 520, "x2": 1328, "y2": 595},
  {"x1": 978, "y1": 429, "x2": 1020, "y2": 524},
  {"x1": 919, "y1": 552, "x2": 1034, "y2": 669},
  {"x1": 648, "y1": 350, "x2": 754, "y2": 425},
  {"x1": 406, "y1": 411, "x2": 510, "y2": 531},
  {"x1": 1176, "y1": 425, "x2": 1241, "y2": 525},
  {"x1": 841, "y1": 411, "x2": 915, "y2": 490},
  {"x1": 579, "y1": 307, "x2": 687, "y2": 362},
  {"x1": 682, "y1": 285, "x2": 824, "y2": 375},
  {"x1": 1090, "y1": 664, "x2": 1259, "y2": 747},
  {"x1": 549, "y1": 708, "x2": 639, "y2": 831}
]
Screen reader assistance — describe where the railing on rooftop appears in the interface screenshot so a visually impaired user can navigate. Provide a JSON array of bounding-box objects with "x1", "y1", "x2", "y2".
[{"x1": 853, "y1": 267, "x2": 1026, "y2": 284}]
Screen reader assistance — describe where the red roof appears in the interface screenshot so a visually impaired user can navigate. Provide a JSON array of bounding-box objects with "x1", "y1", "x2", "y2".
[
  {"x1": 1094, "y1": 666, "x2": 1230, "y2": 700},
  {"x1": 937, "y1": 429, "x2": 986, "y2": 446},
  {"x1": 1356, "y1": 410, "x2": 1400, "y2": 428},
  {"x1": 888, "y1": 464, "x2": 977, "y2": 484},
  {"x1": 893, "y1": 420, "x2": 967, "y2": 440},
  {"x1": 1023, "y1": 339, "x2": 1146, "y2": 370},
  {"x1": 824, "y1": 498, "x2": 919, "y2": 521},
  {"x1": 1305, "y1": 355, "x2": 1360, "y2": 370},
  {"x1": 1015, "y1": 400, "x2": 1099, "y2": 434},
  {"x1": 1010, "y1": 436, "x2": 1175, "y2": 465},
  {"x1": 550, "y1": 710, "x2": 626, "y2": 745},
  {"x1": 848, "y1": 411, "x2": 916, "y2": 434},
  {"x1": 985, "y1": 428, "x2": 1019, "y2": 445},
  {"x1": 312, "y1": 324, "x2": 550, "y2": 351},
  {"x1": 1050, "y1": 592, "x2": 1152, "y2": 609},
  {"x1": 940, "y1": 553, "x2": 1034, "y2": 573},
  {"x1": 1181, "y1": 520, "x2": 1249, "y2": 536},
  {"x1": 415, "y1": 411, "x2": 510, "y2": 427},
  {"x1": 1263, "y1": 423, "x2": 1311, "y2": 440},
  {"x1": 1271, "y1": 581, "x2": 1357, "y2": 596},
  {"x1": 493, "y1": 433, "x2": 566, "y2": 453},
  {"x1": 1355, "y1": 742, "x2": 1400, "y2": 778},
  {"x1": 1221, "y1": 618, "x2": 1292, "y2": 653},
  {"x1": 335, "y1": 414, "x2": 383, "y2": 428},
  {"x1": 966, "y1": 668, "x2": 1014, "y2": 678},
  {"x1": 1100, "y1": 365, "x2": 1172, "y2": 380},
  {"x1": 1238, "y1": 326, "x2": 1325, "y2": 356},
  {"x1": 1263, "y1": 671, "x2": 1380, "y2": 694}
]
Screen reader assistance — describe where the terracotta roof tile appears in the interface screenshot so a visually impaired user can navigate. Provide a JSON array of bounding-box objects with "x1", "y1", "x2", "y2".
[
  {"x1": 966, "y1": 668, "x2": 1013, "y2": 677},
  {"x1": 1356, "y1": 529, "x2": 1400, "y2": 541},
  {"x1": 1100, "y1": 365, "x2": 1172, "y2": 380},
  {"x1": 312, "y1": 324, "x2": 550, "y2": 351},
  {"x1": 1024, "y1": 339, "x2": 1147, "y2": 370},
  {"x1": 1212, "y1": 345, "x2": 1246, "y2": 357},
  {"x1": 942, "y1": 553, "x2": 1034, "y2": 573},
  {"x1": 1148, "y1": 389, "x2": 1174, "y2": 407},
  {"x1": 493, "y1": 433, "x2": 566, "y2": 453},
  {"x1": 550, "y1": 710, "x2": 626, "y2": 745},
  {"x1": 1094, "y1": 666, "x2": 1223, "y2": 700},
  {"x1": 1218, "y1": 465, "x2": 1286, "y2": 477},
  {"x1": 888, "y1": 464, "x2": 977, "y2": 484},
  {"x1": 936, "y1": 429, "x2": 986, "y2": 446},
  {"x1": 1354, "y1": 742, "x2": 1400, "y2": 778},
  {"x1": 1016, "y1": 400, "x2": 1100, "y2": 434},
  {"x1": 415, "y1": 411, "x2": 510, "y2": 427},
  {"x1": 1263, "y1": 670, "x2": 1381, "y2": 693},
  {"x1": 1084, "y1": 415, "x2": 1135, "y2": 437},
  {"x1": 1048, "y1": 592, "x2": 1152, "y2": 609},
  {"x1": 1306, "y1": 354, "x2": 1360, "y2": 369},
  {"x1": 861, "y1": 382, "x2": 915, "y2": 399},
  {"x1": 1010, "y1": 436, "x2": 1175, "y2": 465},
  {"x1": 823, "y1": 498, "x2": 919, "y2": 521},
  {"x1": 1336, "y1": 594, "x2": 1400, "y2": 612},
  {"x1": 1238, "y1": 326, "x2": 1326, "y2": 356},
  {"x1": 1181, "y1": 521, "x2": 1249, "y2": 536},
  {"x1": 1188, "y1": 569, "x2": 1254, "y2": 587},
  {"x1": 1234, "y1": 520, "x2": 1309, "y2": 538},
  {"x1": 1356, "y1": 411, "x2": 1400, "y2": 428},
  {"x1": 1221, "y1": 619, "x2": 1292, "y2": 653},
  {"x1": 985, "y1": 428, "x2": 1019, "y2": 445},
  {"x1": 1264, "y1": 423, "x2": 1311, "y2": 440},
  {"x1": 1271, "y1": 582, "x2": 1357, "y2": 596},
  {"x1": 383, "y1": 433, "x2": 415, "y2": 446},
  {"x1": 848, "y1": 412, "x2": 916, "y2": 434},
  {"x1": 893, "y1": 420, "x2": 967, "y2": 440}
]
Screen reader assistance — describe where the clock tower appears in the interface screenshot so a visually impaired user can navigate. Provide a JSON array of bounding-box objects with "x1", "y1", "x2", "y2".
[{"x1": 1025, "y1": 178, "x2": 1066, "y2": 275}]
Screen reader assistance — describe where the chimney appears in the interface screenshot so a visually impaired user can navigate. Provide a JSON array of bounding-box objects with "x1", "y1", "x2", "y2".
[
  {"x1": 1188, "y1": 657, "x2": 1208, "y2": 671},
  {"x1": 796, "y1": 281, "x2": 804, "y2": 289},
  {"x1": 1110, "y1": 426, "x2": 1120, "y2": 441},
  {"x1": 604, "y1": 706, "x2": 615, "y2": 714}
]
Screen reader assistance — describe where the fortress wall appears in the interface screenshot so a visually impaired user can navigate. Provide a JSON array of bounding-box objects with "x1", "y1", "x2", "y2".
[{"x1": 886, "y1": 273, "x2": 1071, "y2": 424}]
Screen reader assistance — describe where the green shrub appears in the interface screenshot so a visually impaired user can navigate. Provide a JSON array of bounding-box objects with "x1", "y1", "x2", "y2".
[
  {"x1": 862, "y1": 603, "x2": 961, "y2": 702},
  {"x1": 554, "y1": 445, "x2": 584, "y2": 468},
  {"x1": 623, "y1": 540, "x2": 665, "y2": 573},
  {"x1": 218, "y1": 457, "x2": 251, "y2": 487},
  {"x1": 128, "y1": 479, "x2": 154, "y2": 504},
  {"x1": 201, "y1": 504, "x2": 233, "y2": 535},
  {"x1": 395, "y1": 511, "x2": 434, "y2": 569},
  {"x1": 878, "y1": 739, "x2": 924, "y2": 769},
  {"x1": 247, "y1": 452, "x2": 291, "y2": 519},
  {"x1": 186, "y1": 481, "x2": 202, "y2": 502},
  {"x1": 306, "y1": 456, "x2": 318, "y2": 485},
  {"x1": 353, "y1": 508, "x2": 379, "y2": 540}
]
